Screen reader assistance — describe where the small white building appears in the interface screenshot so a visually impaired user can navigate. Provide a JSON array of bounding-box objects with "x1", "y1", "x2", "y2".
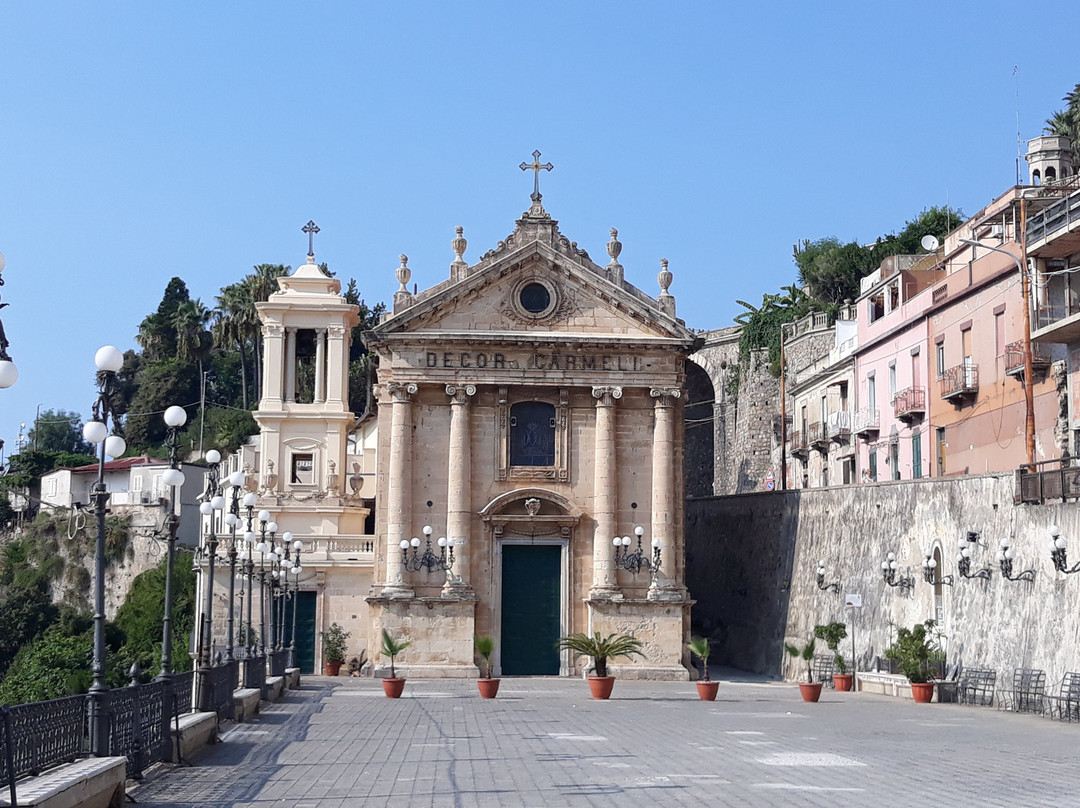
[{"x1": 40, "y1": 456, "x2": 205, "y2": 546}]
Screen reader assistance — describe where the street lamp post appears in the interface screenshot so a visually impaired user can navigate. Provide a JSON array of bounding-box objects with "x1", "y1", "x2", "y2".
[
  {"x1": 288, "y1": 540, "x2": 303, "y2": 669},
  {"x1": 222, "y1": 471, "x2": 246, "y2": 661},
  {"x1": 83, "y1": 345, "x2": 126, "y2": 756},
  {"x1": 195, "y1": 447, "x2": 225, "y2": 668},
  {"x1": 0, "y1": 251, "x2": 17, "y2": 389},
  {"x1": 157, "y1": 405, "x2": 189, "y2": 679}
]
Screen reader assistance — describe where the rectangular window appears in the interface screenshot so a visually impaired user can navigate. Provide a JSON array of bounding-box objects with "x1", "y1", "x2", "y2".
[
  {"x1": 912, "y1": 432, "x2": 923, "y2": 479},
  {"x1": 936, "y1": 427, "x2": 947, "y2": 476},
  {"x1": 291, "y1": 453, "x2": 314, "y2": 485},
  {"x1": 890, "y1": 442, "x2": 900, "y2": 481},
  {"x1": 995, "y1": 312, "x2": 1006, "y2": 356},
  {"x1": 867, "y1": 374, "x2": 876, "y2": 410},
  {"x1": 510, "y1": 401, "x2": 556, "y2": 466},
  {"x1": 889, "y1": 362, "x2": 897, "y2": 398},
  {"x1": 936, "y1": 342, "x2": 946, "y2": 379},
  {"x1": 868, "y1": 450, "x2": 878, "y2": 482}
]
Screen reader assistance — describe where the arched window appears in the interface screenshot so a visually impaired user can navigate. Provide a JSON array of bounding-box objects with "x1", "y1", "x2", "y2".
[{"x1": 510, "y1": 401, "x2": 556, "y2": 466}]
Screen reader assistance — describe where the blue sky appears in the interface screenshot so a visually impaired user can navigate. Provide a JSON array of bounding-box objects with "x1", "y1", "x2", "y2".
[{"x1": 1, "y1": 1, "x2": 1077, "y2": 456}]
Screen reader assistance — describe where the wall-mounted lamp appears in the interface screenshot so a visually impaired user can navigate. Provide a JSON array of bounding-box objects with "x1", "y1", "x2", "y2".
[
  {"x1": 997, "y1": 537, "x2": 1035, "y2": 583},
  {"x1": 958, "y1": 531, "x2": 992, "y2": 580},
  {"x1": 816, "y1": 560, "x2": 840, "y2": 593},
  {"x1": 613, "y1": 525, "x2": 662, "y2": 577},
  {"x1": 400, "y1": 524, "x2": 458, "y2": 573},
  {"x1": 1049, "y1": 526, "x2": 1080, "y2": 574},
  {"x1": 921, "y1": 550, "x2": 953, "y2": 586},
  {"x1": 881, "y1": 552, "x2": 914, "y2": 590}
]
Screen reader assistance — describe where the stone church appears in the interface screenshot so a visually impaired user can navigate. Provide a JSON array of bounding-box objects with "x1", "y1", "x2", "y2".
[{"x1": 217, "y1": 180, "x2": 701, "y2": 679}]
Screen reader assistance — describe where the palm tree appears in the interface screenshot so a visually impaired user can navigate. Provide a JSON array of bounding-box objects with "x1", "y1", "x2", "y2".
[
  {"x1": 1044, "y1": 82, "x2": 1080, "y2": 152},
  {"x1": 557, "y1": 631, "x2": 644, "y2": 678},
  {"x1": 242, "y1": 264, "x2": 289, "y2": 399},
  {"x1": 214, "y1": 283, "x2": 251, "y2": 407}
]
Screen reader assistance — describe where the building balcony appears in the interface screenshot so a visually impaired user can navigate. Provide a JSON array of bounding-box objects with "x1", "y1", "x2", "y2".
[
  {"x1": 892, "y1": 387, "x2": 926, "y2": 421},
  {"x1": 789, "y1": 430, "x2": 809, "y2": 458},
  {"x1": 827, "y1": 410, "x2": 852, "y2": 443},
  {"x1": 1004, "y1": 340, "x2": 1052, "y2": 378},
  {"x1": 853, "y1": 408, "x2": 879, "y2": 437},
  {"x1": 808, "y1": 421, "x2": 828, "y2": 449},
  {"x1": 940, "y1": 365, "x2": 979, "y2": 401},
  {"x1": 1016, "y1": 458, "x2": 1080, "y2": 504}
]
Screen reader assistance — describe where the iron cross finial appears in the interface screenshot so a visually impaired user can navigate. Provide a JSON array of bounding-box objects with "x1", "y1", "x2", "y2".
[
  {"x1": 302, "y1": 220, "x2": 321, "y2": 257},
  {"x1": 519, "y1": 150, "x2": 554, "y2": 202}
]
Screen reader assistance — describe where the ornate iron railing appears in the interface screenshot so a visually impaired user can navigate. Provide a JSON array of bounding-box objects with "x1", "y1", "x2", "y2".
[
  {"x1": 1004, "y1": 340, "x2": 1051, "y2": 375},
  {"x1": 108, "y1": 681, "x2": 168, "y2": 780},
  {"x1": 853, "y1": 408, "x2": 879, "y2": 435},
  {"x1": 892, "y1": 386, "x2": 926, "y2": 419},
  {"x1": 1016, "y1": 459, "x2": 1080, "y2": 504},
  {"x1": 198, "y1": 661, "x2": 237, "y2": 721},
  {"x1": 268, "y1": 649, "x2": 288, "y2": 678},
  {"x1": 243, "y1": 655, "x2": 266, "y2": 694},
  {"x1": 0, "y1": 695, "x2": 86, "y2": 790},
  {"x1": 940, "y1": 364, "x2": 979, "y2": 399},
  {"x1": 169, "y1": 670, "x2": 196, "y2": 717}
]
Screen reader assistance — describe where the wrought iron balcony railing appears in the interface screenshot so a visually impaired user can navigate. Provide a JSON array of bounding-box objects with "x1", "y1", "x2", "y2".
[
  {"x1": 892, "y1": 387, "x2": 926, "y2": 420},
  {"x1": 940, "y1": 364, "x2": 979, "y2": 400},
  {"x1": 1004, "y1": 340, "x2": 1051, "y2": 376},
  {"x1": 853, "y1": 408, "x2": 879, "y2": 436}
]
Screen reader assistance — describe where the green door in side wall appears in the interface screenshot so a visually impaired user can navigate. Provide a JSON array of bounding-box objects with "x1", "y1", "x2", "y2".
[
  {"x1": 500, "y1": 543, "x2": 561, "y2": 675},
  {"x1": 292, "y1": 591, "x2": 317, "y2": 674}
]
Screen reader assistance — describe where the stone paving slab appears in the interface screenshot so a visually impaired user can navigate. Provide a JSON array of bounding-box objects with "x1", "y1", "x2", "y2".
[{"x1": 130, "y1": 675, "x2": 1080, "y2": 807}]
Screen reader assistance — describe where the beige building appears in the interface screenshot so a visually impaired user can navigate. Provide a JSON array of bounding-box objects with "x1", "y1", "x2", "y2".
[
  {"x1": 203, "y1": 192, "x2": 701, "y2": 678},
  {"x1": 364, "y1": 195, "x2": 700, "y2": 679}
]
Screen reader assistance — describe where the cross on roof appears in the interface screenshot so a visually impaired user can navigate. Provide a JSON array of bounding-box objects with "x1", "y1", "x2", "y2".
[
  {"x1": 519, "y1": 150, "x2": 554, "y2": 202},
  {"x1": 302, "y1": 220, "x2": 321, "y2": 257}
]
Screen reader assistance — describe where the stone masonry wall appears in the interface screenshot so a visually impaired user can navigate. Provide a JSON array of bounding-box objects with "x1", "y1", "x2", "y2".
[{"x1": 687, "y1": 475, "x2": 1080, "y2": 692}]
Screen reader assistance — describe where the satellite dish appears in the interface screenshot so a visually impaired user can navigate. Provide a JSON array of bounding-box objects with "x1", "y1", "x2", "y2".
[{"x1": 921, "y1": 235, "x2": 940, "y2": 251}]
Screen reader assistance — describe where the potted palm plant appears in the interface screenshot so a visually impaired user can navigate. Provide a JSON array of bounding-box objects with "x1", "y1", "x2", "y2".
[
  {"x1": 814, "y1": 622, "x2": 852, "y2": 691},
  {"x1": 557, "y1": 631, "x2": 644, "y2": 699},
  {"x1": 885, "y1": 620, "x2": 937, "y2": 703},
  {"x1": 475, "y1": 635, "x2": 499, "y2": 698},
  {"x1": 380, "y1": 628, "x2": 411, "y2": 698},
  {"x1": 785, "y1": 637, "x2": 821, "y2": 702},
  {"x1": 688, "y1": 636, "x2": 718, "y2": 701},
  {"x1": 320, "y1": 622, "x2": 350, "y2": 676}
]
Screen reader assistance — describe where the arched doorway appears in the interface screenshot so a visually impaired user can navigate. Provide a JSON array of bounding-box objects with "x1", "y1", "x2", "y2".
[{"x1": 479, "y1": 489, "x2": 582, "y2": 676}]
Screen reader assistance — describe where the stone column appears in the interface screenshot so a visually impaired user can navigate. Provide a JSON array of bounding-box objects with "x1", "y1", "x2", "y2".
[
  {"x1": 383, "y1": 382, "x2": 418, "y2": 597},
  {"x1": 649, "y1": 388, "x2": 682, "y2": 601},
  {"x1": 591, "y1": 385, "x2": 622, "y2": 597},
  {"x1": 314, "y1": 329, "x2": 327, "y2": 403},
  {"x1": 284, "y1": 328, "x2": 297, "y2": 403},
  {"x1": 444, "y1": 384, "x2": 476, "y2": 593}
]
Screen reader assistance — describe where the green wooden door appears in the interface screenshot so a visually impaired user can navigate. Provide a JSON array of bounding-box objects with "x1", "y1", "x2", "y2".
[
  {"x1": 501, "y1": 544, "x2": 561, "y2": 675},
  {"x1": 293, "y1": 591, "x2": 317, "y2": 674}
]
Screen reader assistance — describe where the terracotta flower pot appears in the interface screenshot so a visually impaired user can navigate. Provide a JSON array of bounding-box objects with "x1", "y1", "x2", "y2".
[
  {"x1": 696, "y1": 681, "x2": 719, "y2": 701},
  {"x1": 382, "y1": 677, "x2": 406, "y2": 698},
  {"x1": 324, "y1": 661, "x2": 343, "y2": 676},
  {"x1": 910, "y1": 682, "x2": 934, "y2": 703},
  {"x1": 799, "y1": 682, "x2": 823, "y2": 702},
  {"x1": 587, "y1": 676, "x2": 615, "y2": 700},
  {"x1": 477, "y1": 678, "x2": 500, "y2": 699},
  {"x1": 833, "y1": 673, "x2": 854, "y2": 692}
]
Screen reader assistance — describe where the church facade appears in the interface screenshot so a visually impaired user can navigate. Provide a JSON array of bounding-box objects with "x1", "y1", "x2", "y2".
[{"x1": 213, "y1": 188, "x2": 701, "y2": 679}]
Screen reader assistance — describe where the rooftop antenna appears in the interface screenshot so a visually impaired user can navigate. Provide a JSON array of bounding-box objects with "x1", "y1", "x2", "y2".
[{"x1": 1014, "y1": 65, "x2": 1022, "y2": 185}]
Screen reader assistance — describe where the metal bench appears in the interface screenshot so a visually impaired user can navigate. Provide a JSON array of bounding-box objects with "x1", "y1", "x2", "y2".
[
  {"x1": 1046, "y1": 672, "x2": 1080, "y2": 722},
  {"x1": 999, "y1": 667, "x2": 1047, "y2": 714},
  {"x1": 957, "y1": 667, "x2": 996, "y2": 707}
]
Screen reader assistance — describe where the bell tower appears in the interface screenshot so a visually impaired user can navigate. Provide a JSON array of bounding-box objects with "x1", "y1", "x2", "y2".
[{"x1": 1026, "y1": 135, "x2": 1075, "y2": 185}]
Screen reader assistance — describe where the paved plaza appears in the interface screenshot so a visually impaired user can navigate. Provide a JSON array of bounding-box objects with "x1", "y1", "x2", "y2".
[{"x1": 131, "y1": 673, "x2": 1080, "y2": 807}]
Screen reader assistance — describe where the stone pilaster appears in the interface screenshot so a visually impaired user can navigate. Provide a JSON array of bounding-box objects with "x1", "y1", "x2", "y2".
[
  {"x1": 383, "y1": 382, "x2": 418, "y2": 598},
  {"x1": 591, "y1": 385, "x2": 622, "y2": 597},
  {"x1": 445, "y1": 384, "x2": 476, "y2": 593},
  {"x1": 326, "y1": 324, "x2": 347, "y2": 407},
  {"x1": 262, "y1": 323, "x2": 285, "y2": 407},
  {"x1": 649, "y1": 387, "x2": 683, "y2": 601}
]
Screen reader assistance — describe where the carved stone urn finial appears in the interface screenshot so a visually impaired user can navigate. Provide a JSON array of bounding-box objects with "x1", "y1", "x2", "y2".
[
  {"x1": 395, "y1": 255, "x2": 411, "y2": 292},
  {"x1": 452, "y1": 226, "x2": 467, "y2": 263},
  {"x1": 607, "y1": 228, "x2": 622, "y2": 265},
  {"x1": 525, "y1": 497, "x2": 541, "y2": 517},
  {"x1": 658, "y1": 258, "x2": 673, "y2": 297}
]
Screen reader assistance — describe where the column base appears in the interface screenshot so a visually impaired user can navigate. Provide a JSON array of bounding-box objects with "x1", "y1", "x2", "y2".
[
  {"x1": 588, "y1": 585, "x2": 624, "y2": 601},
  {"x1": 367, "y1": 595, "x2": 476, "y2": 676},
  {"x1": 378, "y1": 583, "x2": 416, "y2": 600},
  {"x1": 585, "y1": 597, "x2": 695, "y2": 680},
  {"x1": 647, "y1": 580, "x2": 687, "y2": 602}
]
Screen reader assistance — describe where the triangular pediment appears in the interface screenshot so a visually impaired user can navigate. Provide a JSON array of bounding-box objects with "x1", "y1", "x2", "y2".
[{"x1": 370, "y1": 206, "x2": 696, "y2": 347}]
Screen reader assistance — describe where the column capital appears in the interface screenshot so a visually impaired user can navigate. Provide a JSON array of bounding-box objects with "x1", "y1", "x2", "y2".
[
  {"x1": 650, "y1": 387, "x2": 681, "y2": 405},
  {"x1": 384, "y1": 381, "x2": 418, "y2": 402},
  {"x1": 445, "y1": 383, "x2": 477, "y2": 403},
  {"x1": 327, "y1": 324, "x2": 346, "y2": 338},
  {"x1": 265, "y1": 324, "x2": 284, "y2": 337},
  {"x1": 592, "y1": 385, "x2": 623, "y2": 405}
]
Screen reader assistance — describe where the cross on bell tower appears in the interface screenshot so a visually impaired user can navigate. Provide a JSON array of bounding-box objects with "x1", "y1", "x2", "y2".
[
  {"x1": 519, "y1": 150, "x2": 554, "y2": 202},
  {"x1": 302, "y1": 220, "x2": 321, "y2": 257}
]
